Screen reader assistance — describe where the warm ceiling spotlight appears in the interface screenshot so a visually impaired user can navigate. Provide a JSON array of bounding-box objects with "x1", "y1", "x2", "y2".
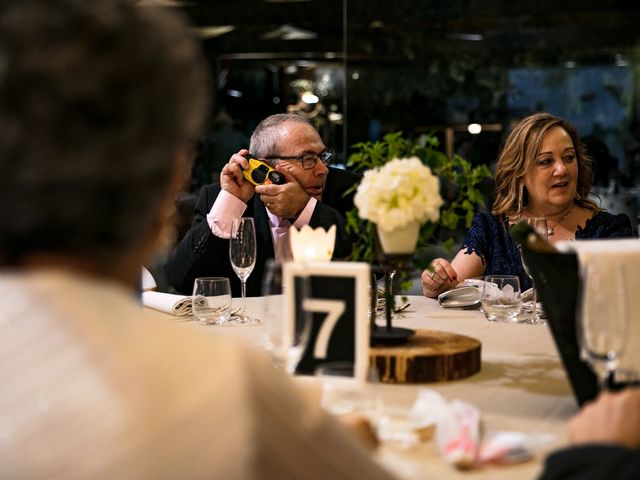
[
  {"x1": 261, "y1": 24, "x2": 317, "y2": 40},
  {"x1": 467, "y1": 123, "x2": 482, "y2": 135},
  {"x1": 195, "y1": 26, "x2": 236, "y2": 38},
  {"x1": 301, "y1": 91, "x2": 319, "y2": 104}
]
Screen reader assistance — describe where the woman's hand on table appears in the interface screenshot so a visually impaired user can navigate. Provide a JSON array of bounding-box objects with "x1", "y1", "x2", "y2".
[{"x1": 422, "y1": 258, "x2": 458, "y2": 298}]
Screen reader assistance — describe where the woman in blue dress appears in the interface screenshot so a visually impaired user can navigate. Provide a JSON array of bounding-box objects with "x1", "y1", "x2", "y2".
[{"x1": 422, "y1": 112, "x2": 633, "y2": 298}]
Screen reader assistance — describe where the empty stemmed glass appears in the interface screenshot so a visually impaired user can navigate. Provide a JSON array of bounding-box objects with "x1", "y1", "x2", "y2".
[
  {"x1": 578, "y1": 263, "x2": 629, "y2": 391},
  {"x1": 518, "y1": 216, "x2": 548, "y2": 324},
  {"x1": 229, "y1": 217, "x2": 258, "y2": 324}
]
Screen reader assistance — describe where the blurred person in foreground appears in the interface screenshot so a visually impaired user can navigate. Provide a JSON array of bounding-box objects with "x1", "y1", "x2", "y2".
[
  {"x1": 422, "y1": 113, "x2": 633, "y2": 298},
  {"x1": 167, "y1": 113, "x2": 361, "y2": 296},
  {"x1": 540, "y1": 388, "x2": 640, "y2": 479},
  {"x1": 0, "y1": 1, "x2": 392, "y2": 478}
]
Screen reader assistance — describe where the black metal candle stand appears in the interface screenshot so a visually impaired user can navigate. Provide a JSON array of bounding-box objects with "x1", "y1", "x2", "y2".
[{"x1": 370, "y1": 253, "x2": 416, "y2": 346}]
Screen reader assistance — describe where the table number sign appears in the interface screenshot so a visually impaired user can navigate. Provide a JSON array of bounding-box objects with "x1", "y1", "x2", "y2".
[{"x1": 284, "y1": 261, "x2": 370, "y2": 381}]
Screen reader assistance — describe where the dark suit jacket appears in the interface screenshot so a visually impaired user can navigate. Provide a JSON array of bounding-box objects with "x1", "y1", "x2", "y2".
[
  {"x1": 166, "y1": 167, "x2": 361, "y2": 296},
  {"x1": 539, "y1": 445, "x2": 640, "y2": 480}
]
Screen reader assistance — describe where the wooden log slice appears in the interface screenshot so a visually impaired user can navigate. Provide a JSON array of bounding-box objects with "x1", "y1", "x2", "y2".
[{"x1": 369, "y1": 329, "x2": 481, "y2": 383}]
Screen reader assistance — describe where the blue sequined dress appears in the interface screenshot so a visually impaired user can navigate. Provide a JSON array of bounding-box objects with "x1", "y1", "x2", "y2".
[{"x1": 460, "y1": 210, "x2": 634, "y2": 290}]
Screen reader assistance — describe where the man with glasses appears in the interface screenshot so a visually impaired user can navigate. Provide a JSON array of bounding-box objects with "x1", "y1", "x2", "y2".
[{"x1": 167, "y1": 113, "x2": 361, "y2": 296}]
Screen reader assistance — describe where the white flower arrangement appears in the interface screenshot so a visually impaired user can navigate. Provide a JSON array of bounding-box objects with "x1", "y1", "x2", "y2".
[{"x1": 354, "y1": 157, "x2": 443, "y2": 233}]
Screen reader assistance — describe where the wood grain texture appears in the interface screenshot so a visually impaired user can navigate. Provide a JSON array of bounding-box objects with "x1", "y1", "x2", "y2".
[{"x1": 370, "y1": 329, "x2": 481, "y2": 383}]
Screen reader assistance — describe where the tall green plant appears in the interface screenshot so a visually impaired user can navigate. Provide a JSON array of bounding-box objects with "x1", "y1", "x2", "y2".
[{"x1": 345, "y1": 132, "x2": 492, "y2": 268}]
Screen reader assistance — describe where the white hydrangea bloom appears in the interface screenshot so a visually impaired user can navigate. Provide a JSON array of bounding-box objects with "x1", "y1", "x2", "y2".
[{"x1": 354, "y1": 157, "x2": 443, "y2": 232}]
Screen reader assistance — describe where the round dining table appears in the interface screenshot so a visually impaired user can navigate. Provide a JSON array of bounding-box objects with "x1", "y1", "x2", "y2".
[{"x1": 150, "y1": 294, "x2": 578, "y2": 480}]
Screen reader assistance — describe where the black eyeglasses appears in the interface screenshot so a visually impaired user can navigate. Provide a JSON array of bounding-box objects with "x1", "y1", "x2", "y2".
[{"x1": 264, "y1": 150, "x2": 333, "y2": 170}]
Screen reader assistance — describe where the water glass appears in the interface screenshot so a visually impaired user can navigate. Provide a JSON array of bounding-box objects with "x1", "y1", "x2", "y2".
[
  {"x1": 315, "y1": 362, "x2": 382, "y2": 422},
  {"x1": 261, "y1": 260, "x2": 312, "y2": 373},
  {"x1": 481, "y1": 275, "x2": 522, "y2": 322},
  {"x1": 192, "y1": 277, "x2": 232, "y2": 325}
]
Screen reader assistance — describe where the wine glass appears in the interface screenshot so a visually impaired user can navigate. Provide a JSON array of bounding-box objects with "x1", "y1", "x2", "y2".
[
  {"x1": 578, "y1": 263, "x2": 629, "y2": 391},
  {"x1": 261, "y1": 260, "x2": 312, "y2": 373},
  {"x1": 518, "y1": 216, "x2": 548, "y2": 324},
  {"x1": 229, "y1": 217, "x2": 257, "y2": 324}
]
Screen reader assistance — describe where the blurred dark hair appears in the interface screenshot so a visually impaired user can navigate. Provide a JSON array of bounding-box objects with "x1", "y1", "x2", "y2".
[{"x1": 0, "y1": 0, "x2": 209, "y2": 264}]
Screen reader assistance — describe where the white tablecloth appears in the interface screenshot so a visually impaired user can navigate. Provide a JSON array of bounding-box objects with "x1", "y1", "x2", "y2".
[{"x1": 148, "y1": 295, "x2": 576, "y2": 480}]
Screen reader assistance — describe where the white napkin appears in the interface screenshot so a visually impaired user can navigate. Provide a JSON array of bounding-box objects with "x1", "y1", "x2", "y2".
[
  {"x1": 408, "y1": 390, "x2": 480, "y2": 467},
  {"x1": 409, "y1": 389, "x2": 551, "y2": 469},
  {"x1": 556, "y1": 238, "x2": 640, "y2": 372},
  {"x1": 142, "y1": 291, "x2": 198, "y2": 316},
  {"x1": 141, "y1": 267, "x2": 157, "y2": 292},
  {"x1": 459, "y1": 279, "x2": 501, "y2": 298}
]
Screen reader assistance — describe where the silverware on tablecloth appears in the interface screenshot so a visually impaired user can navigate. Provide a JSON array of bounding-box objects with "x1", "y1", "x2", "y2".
[{"x1": 375, "y1": 297, "x2": 411, "y2": 314}]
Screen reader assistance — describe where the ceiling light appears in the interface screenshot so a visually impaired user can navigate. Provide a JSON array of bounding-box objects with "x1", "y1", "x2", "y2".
[
  {"x1": 227, "y1": 89, "x2": 243, "y2": 98},
  {"x1": 195, "y1": 26, "x2": 236, "y2": 38},
  {"x1": 301, "y1": 92, "x2": 319, "y2": 104},
  {"x1": 261, "y1": 24, "x2": 318, "y2": 41},
  {"x1": 467, "y1": 123, "x2": 482, "y2": 135}
]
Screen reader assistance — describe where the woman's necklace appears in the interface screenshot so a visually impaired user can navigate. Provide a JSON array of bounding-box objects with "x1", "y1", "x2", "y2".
[
  {"x1": 525, "y1": 204, "x2": 575, "y2": 237},
  {"x1": 544, "y1": 204, "x2": 575, "y2": 237}
]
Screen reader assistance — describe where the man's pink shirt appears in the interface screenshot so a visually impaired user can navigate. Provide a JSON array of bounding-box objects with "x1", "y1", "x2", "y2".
[{"x1": 206, "y1": 189, "x2": 317, "y2": 262}]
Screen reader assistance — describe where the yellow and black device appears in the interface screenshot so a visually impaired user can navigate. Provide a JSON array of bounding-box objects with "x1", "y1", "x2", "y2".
[{"x1": 242, "y1": 154, "x2": 285, "y2": 186}]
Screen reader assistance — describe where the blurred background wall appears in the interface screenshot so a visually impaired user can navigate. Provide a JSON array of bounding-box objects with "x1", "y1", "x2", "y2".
[{"x1": 149, "y1": 0, "x2": 640, "y2": 223}]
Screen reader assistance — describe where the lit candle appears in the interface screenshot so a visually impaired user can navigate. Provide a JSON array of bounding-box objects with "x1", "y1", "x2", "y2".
[{"x1": 289, "y1": 225, "x2": 336, "y2": 262}]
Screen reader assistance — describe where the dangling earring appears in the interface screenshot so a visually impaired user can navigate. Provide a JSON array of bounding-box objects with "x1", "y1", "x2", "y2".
[{"x1": 517, "y1": 182, "x2": 524, "y2": 215}]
